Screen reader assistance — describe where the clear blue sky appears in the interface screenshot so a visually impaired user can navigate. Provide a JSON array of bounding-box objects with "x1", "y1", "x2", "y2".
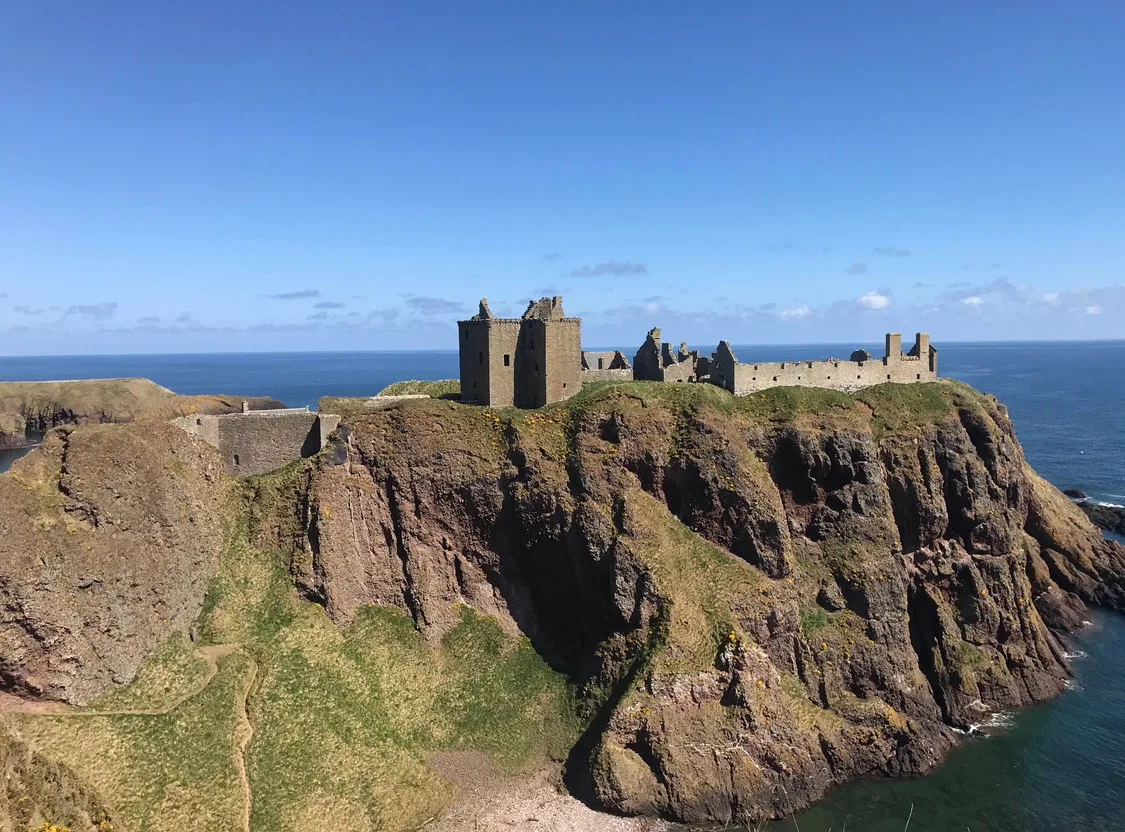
[{"x1": 2, "y1": 1, "x2": 1123, "y2": 354}]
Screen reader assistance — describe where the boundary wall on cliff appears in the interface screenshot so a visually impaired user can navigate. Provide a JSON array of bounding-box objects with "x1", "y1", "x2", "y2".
[
  {"x1": 173, "y1": 406, "x2": 341, "y2": 476},
  {"x1": 709, "y1": 333, "x2": 938, "y2": 395}
]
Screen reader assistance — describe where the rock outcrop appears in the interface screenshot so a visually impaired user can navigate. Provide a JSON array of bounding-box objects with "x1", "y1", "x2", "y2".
[
  {"x1": 0, "y1": 422, "x2": 227, "y2": 704},
  {"x1": 256, "y1": 381, "x2": 1125, "y2": 825},
  {"x1": 0, "y1": 378, "x2": 283, "y2": 448},
  {"x1": 2, "y1": 379, "x2": 1123, "y2": 825}
]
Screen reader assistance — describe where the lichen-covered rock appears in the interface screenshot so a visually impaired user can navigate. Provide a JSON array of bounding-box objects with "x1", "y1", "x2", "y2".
[{"x1": 0, "y1": 422, "x2": 226, "y2": 704}]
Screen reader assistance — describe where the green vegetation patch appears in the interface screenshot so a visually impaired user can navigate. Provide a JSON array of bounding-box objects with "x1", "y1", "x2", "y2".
[
  {"x1": 375, "y1": 379, "x2": 461, "y2": 399},
  {"x1": 85, "y1": 633, "x2": 212, "y2": 714},
  {"x1": 856, "y1": 382, "x2": 954, "y2": 434},
  {"x1": 799, "y1": 608, "x2": 831, "y2": 634},
  {"x1": 199, "y1": 525, "x2": 577, "y2": 832},
  {"x1": 622, "y1": 489, "x2": 771, "y2": 674},
  {"x1": 9, "y1": 653, "x2": 252, "y2": 832}
]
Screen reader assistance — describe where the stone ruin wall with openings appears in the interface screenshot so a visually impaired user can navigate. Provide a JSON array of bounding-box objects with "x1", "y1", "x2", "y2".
[{"x1": 710, "y1": 333, "x2": 937, "y2": 395}]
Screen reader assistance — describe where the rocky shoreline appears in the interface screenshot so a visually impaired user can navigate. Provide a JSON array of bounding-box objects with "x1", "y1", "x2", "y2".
[{"x1": 1064, "y1": 489, "x2": 1125, "y2": 537}]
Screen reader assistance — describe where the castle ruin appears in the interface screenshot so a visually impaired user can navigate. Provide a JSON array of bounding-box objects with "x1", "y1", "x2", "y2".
[
  {"x1": 458, "y1": 297, "x2": 582, "y2": 408},
  {"x1": 173, "y1": 405, "x2": 341, "y2": 476},
  {"x1": 457, "y1": 296, "x2": 938, "y2": 407}
]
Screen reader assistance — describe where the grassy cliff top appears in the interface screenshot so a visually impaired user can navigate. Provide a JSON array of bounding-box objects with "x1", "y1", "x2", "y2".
[
  {"x1": 0, "y1": 377, "x2": 284, "y2": 424},
  {"x1": 332, "y1": 377, "x2": 990, "y2": 438}
]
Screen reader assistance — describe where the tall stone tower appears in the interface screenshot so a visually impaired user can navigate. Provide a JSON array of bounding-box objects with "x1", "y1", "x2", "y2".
[{"x1": 458, "y1": 296, "x2": 582, "y2": 408}]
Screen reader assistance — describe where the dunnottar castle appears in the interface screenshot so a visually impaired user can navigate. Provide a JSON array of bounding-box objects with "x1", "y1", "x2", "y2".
[
  {"x1": 172, "y1": 294, "x2": 937, "y2": 477},
  {"x1": 459, "y1": 296, "x2": 937, "y2": 407}
]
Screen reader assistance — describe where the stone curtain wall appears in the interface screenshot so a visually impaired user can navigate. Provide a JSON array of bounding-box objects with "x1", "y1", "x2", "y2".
[
  {"x1": 582, "y1": 368, "x2": 634, "y2": 383},
  {"x1": 712, "y1": 334, "x2": 937, "y2": 395},
  {"x1": 173, "y1": 411, "x2": 339, "y2": 476},
  {"x1": 218, "y1": 411, "x2": 322, "y2": 476}
]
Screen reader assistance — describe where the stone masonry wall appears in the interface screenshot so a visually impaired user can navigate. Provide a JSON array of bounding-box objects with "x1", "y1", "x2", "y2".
[
  {"x1": 711, "y1": 334, "x2": 937, "y2": 395},
  {"x1": 487, "y1": 320, "x2": 522, "y2": 407},
  {"x1": 539, "y1": 317, "x2": 582, "y2": 407},
  {"x1": 458, "y1": 321, "x2": 492, "y2": 405},
  {"x1": 173, "y1": 410, "x2": 339, "y2": 476},
  {"x1": 582, "y1": 368, "x2": 634, "y2": 383},
  {"x1": 218, "y1": 411, "x2": 322, "y2": 476}
]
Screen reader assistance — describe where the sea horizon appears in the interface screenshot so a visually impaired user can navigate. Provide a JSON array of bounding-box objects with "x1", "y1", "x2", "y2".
[{"x1": 3, "y1": 336, "x2": 1125, "y2": 363}]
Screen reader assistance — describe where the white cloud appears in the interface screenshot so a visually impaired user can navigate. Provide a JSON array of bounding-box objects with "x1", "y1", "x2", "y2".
[
  {"x1": 779, "y1": 305, "x2": 811, "y2": 320},
  {"x1": 1085, "y1": 304, "x2": 1103, "y2": 315},
  {"x1": 858, "y1": 291, "x2": 890, "y2": 310},
  {"x1": 1043, "y1": 292, "x2": 1059, "y2": 304},
  {"x1": 962, "y1": 296, "x2": 984, "y2": 307},
  {"x1": 642, "y1": 301, "x2": 662, "y2": 315}
]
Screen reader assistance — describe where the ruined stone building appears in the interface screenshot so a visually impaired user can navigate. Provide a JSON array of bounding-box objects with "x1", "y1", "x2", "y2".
[
  {"x1": 708, "y1": 332, "x2": 938, "y2": 395},
  {"x1": 457, "y1": 295, "x2": 938, "y2": 407},
  {"x1": 458, "y1": 297, "x2": 582, "y2": 407},
  {"x1": 632, "y1": 328, "x2": 704, "y2": 383},
  {"x1": 581, "y1": 350, "x2": 632, "y2": 382}
]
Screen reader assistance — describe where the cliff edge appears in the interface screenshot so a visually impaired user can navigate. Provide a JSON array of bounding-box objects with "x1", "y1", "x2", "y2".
[
  {"x1": 1, "y1": 379, "x2": 1122, "y2": 829},
  {"x1": 264, "y1": 379, "x2": 1124, "y2": 823}
]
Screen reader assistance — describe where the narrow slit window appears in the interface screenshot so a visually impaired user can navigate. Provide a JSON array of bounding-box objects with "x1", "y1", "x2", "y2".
[
  {"x1": 504, "y1": 354, "x2": 510, "y2": 366},
  {"x1": 233, "y1": 454, "x2": 240, "y2": 466}
]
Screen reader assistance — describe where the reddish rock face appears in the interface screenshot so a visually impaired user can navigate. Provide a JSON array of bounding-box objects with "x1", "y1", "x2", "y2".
[
  {"x1": 260, "y1": 387, "x2": 1124, "y2": 825},
  {"x1": 4, "y1": 382, "x2": 1123, "y2": 825},
  {"x1": 0, "y1": 422, "x2": 227, "y2": 705}
]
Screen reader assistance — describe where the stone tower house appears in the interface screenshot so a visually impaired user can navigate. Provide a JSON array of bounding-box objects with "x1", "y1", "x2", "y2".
[{"x1": 458, "y1": 297, "x2": 582, "y2": 408}]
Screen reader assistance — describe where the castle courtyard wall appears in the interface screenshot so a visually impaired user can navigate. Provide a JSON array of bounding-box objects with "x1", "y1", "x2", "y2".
[
  {"x1": 726, "y1": 355, "x2": 935, "y2": 394},
  {"x1": 174, "y1": 410, "x2": 339, "y2": 476},
  {"x1": 582, "y1": 368, "x2": 633, "y2": 383}
]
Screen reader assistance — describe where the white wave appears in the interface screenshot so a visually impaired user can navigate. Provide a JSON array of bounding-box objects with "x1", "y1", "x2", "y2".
[
  {"x1": 1064, "y1": 679, "x2": 1083, "y2": 692},
  {"x1": 1063, "y1": 649, "x2": 1088, "y2": 660},
  {"x1": 1093, "y1": 501, "x2": 1124, "y2": 508}
]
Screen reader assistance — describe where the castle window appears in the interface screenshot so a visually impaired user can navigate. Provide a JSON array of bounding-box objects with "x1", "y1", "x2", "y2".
[
  {"x1": 752, "y1": 377, "x2": 756, "y2": 381},
  {"x1": 504, "y1": 354, "x2": 510, "y2": 367},
  {"x1": 807, "y1": 362, "x2": 813, "y2": 369},
  {"x1": 563, "y1": 382, "x2": 567, "y2": 389},
  {"x1": 473, "y1": 381, "x2": 477, "y2": 388},
  {"x1": 917, "y1": 373, "x2": 921, "y2": 379},
  {"x1": 479, "y1": 351, "x2": 483, "y2": 364},
  {"x1": 233, "y1": 454, "x2": 240, "y2": 466},
  {"x1": 773, "y1": 376, "x2": 778, "y2": 382},
  {"x1": 598, "y1": 357, "x2": 604, "y2": 369},
  {"x1": 857, "y1": 375, "x2": 861, "y2": 379},
  {"x1": 196, "y1": 418, "x2": 202, "y2": 426},
  {"x1": 534, "y1": 362, "x2": 539, "y2": 372},
  {"x1": 465, "y1": 331, "x2": 468, "y2": 340},
  {"x1": 887, "y1": 374, "x2": 891, "y2": 380}
]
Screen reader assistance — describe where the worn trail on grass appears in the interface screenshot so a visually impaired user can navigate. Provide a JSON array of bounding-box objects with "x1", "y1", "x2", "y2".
[{"x1": 234, "y1": 652, "x2": 258, "y2": 832}]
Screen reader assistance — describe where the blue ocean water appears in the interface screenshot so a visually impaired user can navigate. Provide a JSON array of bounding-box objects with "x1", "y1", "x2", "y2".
[{"x1": 2, "y1": 341, "x2": 1124, "y2": 829}]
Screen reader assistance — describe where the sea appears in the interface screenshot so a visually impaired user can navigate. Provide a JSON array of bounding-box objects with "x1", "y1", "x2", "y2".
[{"x1": 2, "y1": 340, "x2": 1124, "y2": 830}]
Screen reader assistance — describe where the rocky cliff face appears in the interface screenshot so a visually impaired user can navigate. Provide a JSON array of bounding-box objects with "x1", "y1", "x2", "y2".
[
  {"x1": 259, "y1": 381, "x2": 1125, "y2": 824},
  {"x1": 0, "y1": 422, "x2": 227, "y2": 704},
  {"x1": 2, "y1": 380, "x2": 1122, "y2": 826}
]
